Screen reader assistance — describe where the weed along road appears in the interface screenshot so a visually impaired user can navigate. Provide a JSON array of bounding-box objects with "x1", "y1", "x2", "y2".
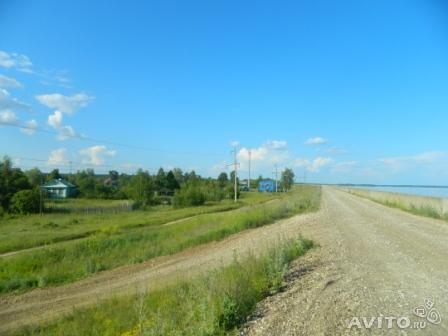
[{"x1": 2, "y1": 187, "x2": 448, "y2": 334}]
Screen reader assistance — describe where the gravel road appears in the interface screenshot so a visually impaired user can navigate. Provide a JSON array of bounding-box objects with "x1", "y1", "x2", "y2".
[
  {"x1": 243, "y1": 187, "x2": 448, "y2": 335},
  {"x1": 1, "y1": 186, "x2": 447, "y2": 335}
]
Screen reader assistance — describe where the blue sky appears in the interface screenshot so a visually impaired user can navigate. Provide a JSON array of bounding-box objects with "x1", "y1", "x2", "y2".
[{"x1": 1, "y1": 0, "x2": 448, "y2": 184}]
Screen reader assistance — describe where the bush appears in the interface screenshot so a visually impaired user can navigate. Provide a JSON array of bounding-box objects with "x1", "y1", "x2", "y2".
[
  {"x1": 173, "y1": 184, "x2": 206, "y2": 207},
  {"x1": 9, "y1": 189, "x2": 41, "y2": 214},
  {"x1": 152, "y1": 196, "x2": 172, "y2": 205}
]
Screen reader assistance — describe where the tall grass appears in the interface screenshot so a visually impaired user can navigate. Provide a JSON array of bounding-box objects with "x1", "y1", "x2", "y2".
[
  {"x1": 348, "y1": 189, "x2": 448, "y2": 221},
  {"x1": 0, "y1": 186, "x2": 320, "y2": 294},
  {"x1": 18, "y1": 236, "x2": 314, "y2": 336},
  {"x1": 0, "y1": 191, "x2": 280, "y2": 254}
]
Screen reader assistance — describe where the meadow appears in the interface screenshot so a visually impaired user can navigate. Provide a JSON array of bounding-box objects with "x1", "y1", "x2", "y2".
[
  {"x1": 0, "y1": 186, "x2": 320, "y2": 294},
  {"x1": 0, "y1": 191, "x2": 282, "y2": 254},
  {"x1": 17, "y1": 235, "x2": 315, "y2": 336}
]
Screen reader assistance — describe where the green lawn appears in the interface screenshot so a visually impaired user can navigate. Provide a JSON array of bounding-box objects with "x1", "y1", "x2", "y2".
[{"x1": 0, "y1": 186, "x2": 320, "y2": 294}]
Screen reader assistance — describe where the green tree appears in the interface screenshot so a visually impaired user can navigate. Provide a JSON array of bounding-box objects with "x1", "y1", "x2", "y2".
[
  {"x1": 280, "y1": 168, "x2": 295, "y2": 191},
  {"x1": 217, "y1": 172, "x2": 229, "y2": 187},
  {"x1": 0, "y1": 156, "x2": 31, "y2": 211},
  {"x1": 74, "y1": 169, "x2": 96, "y2": 198},
  {"x1": 25, "y1": 168, "x2": 44, "y2": 187},
  {"x1": 9, "y1": 188, "x2": 41, "y2": 214},
  {"x1": 154, "y1": 168, "x2": 167, "y2": 191},
  {"x1": 47, "y1": 169, "x2": 61, "y2": 181},
  {"x1": 172, "y1": 168, "x2": 185, "y2": 185},
  {"x1": 124, "y1": 170, "x2": 154, "y2": 205},
  {"x1": 166, "y1": 170, "x2": 180, "y2": 191}
]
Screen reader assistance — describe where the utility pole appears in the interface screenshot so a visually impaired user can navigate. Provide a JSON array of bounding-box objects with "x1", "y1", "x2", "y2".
[
  {"x1": 233, "y1": 148, "x2": 238, "y2": 202},
  {"x1": 39, "y1": 175, "x2": 43, "y2": 216},
  {"x1": 247, "y1": 149, "x2": 251, "y2": 192},
  {"x1": 274, "y1": 164, "x2": 278, "y2": 193}
]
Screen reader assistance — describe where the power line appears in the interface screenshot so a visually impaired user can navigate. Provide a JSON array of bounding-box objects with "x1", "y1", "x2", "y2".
[{"x1": 0, "y1": 121, "x2": 222, "y2": 157}]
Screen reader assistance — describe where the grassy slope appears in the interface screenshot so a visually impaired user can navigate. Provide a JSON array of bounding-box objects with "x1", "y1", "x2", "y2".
[
  {"x1": 18, "y1": 236, "x2": 315, "y2": 336},
  {"x1": 0, "y1": 192, "x2": 281, "y2": 254},
  {"x1": 347, "y1": 189, "x2": 448, "y2": 221},
  {"x1": 0, "y1": 186, "x2": 320, "y2": 294}
]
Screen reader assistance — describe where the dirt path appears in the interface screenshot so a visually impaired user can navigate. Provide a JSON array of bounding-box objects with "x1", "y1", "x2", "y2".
[
  {"x1": 2, "y1": 187, "x2": 448, "y2": 335},
  {"x1": 242, "y1": 187, "x2": 448, "y2": 335},
  {"x1": 0, "y1": 204, "x2": 318, "y2": 334}
]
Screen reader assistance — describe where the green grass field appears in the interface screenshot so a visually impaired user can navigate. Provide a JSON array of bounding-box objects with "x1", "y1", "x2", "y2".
[
  {"x1": 17, "y1": 235, "x2": 314, "y2": 336},
  {"x1": 0, "y1": 186, "x2": 320, "y2": 294},
  {"x1": 0, "y1": 192, "x2": 282, "y2": 254}
]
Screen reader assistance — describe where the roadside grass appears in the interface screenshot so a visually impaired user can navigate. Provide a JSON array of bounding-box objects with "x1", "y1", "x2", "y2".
[
  {"x1": 347, "y1": 190, "x2": 448, "y2": 221},
  {"x1": 45, "y1": 199, "x2": 134, "y2": 214},
  {"x1": 0, "y1": 186, "x2": 320, "y2": 294},
  {"x1": 17, "y1": 235, "x2": 315, "y2": 336},
  {"x1": 0, "y1": 191, "x2": 280, "y2": 254}
]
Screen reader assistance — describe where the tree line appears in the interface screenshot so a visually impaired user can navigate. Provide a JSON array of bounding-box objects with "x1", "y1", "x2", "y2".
[{"x1": 0, "y1": 156, "x2": 295, "y2": 215}]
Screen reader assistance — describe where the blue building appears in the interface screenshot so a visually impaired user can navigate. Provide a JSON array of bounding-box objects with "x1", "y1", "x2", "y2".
[{"x1": 258, "y1": 179, "x2": 276, "y2": 192}]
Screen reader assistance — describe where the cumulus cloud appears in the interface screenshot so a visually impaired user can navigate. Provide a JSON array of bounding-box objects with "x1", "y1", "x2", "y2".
[
  {"x1": 20, "y1": 119, "x2": 38, "y2": 135},
  {"x1": 0, "y1": 109, "x2": 18, "y2": 124},
  {"x1": 0, "y1": 50, "x2": 33, "y2": 73},
  {"x1": 294, "y1": 156, "x2": 333, "y2": 172},
  {"x1": 237, "y1": 140, "x2": 289, "y2": 163},
  {"x1": 48, "y1": 110, "x2": 63, "y2": 128},
  {"x1": 304, "y1": 137, "x2": 327, "y2": 145},
  {"x1": 80, "y1": 145, "x2": 116, "y2": 166},
  {"x1": 0, "y1": 74, "x2": 22, "y2": 89},
  {"x1": 35, "y1": 92, "x2": 94, "y2": 115},
  {"x1": 48, "y1": 148, "x2": 67, "y2": 165}
]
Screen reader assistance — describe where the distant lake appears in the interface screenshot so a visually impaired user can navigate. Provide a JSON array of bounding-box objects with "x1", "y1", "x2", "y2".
[{"x1": 352, "y1": 186, "x2": 448, "y2": 199}]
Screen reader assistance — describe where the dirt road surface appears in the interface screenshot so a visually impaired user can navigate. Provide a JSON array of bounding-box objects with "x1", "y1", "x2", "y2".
[
  {"x1": 1, "y1": 187, "x2": 448, "y2": 335},
  {"x1": 242, "y1": 187, "x2": 448, "y2": 335}
]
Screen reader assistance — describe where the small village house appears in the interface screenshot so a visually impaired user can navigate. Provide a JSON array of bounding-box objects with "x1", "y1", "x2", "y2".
[{"x1": 42, "y1": 178, "x2": 77, "y2": 199}]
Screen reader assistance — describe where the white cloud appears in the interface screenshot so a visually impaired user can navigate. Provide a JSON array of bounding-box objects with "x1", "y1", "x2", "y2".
[
  {"x1": 0, "y1": 51, "x2": 33, "y2": 73},
  {"x1": 265, "y1": 140, "x2": 288, "y2": 150},
  {"x1": 48, "y1": 148, "x2": 67, "y2": 165},
  {"x1": 47, "y1": 110, "x2": 79, "y2": 140},
  {"x1": 0, "y1": 109, "x2": 18, "y2": 124},
  {"x1": 80, "y1": 145, "x2": 116, "y2": 166},
  {"x1": 294, "y1": 156, "x2": 333, "y2": 172},
  {"x1": 57, "y1": 125, "x2": 77, "y2": 140},
  {"x1": 20, "y1": 119, "x2": 38, "y2": 135},
  {"x1": 35, "y1": 92, "x2": 93, "y2": 114},
  {"x1": 304, "y1": 137, "x2": 328, "y2": 145},
  {"x1": 237, "y1": 140, "x2": 289, "y2": 163},
  {"x1": 0, "y1": 75, "x2": 22, "y2": 89},
  {"x1": 0, "y1": 88, "x2": 30, "y2": 110},
  {"x1": 48, "y1": 110, "x2": 63, "y2": 128}
]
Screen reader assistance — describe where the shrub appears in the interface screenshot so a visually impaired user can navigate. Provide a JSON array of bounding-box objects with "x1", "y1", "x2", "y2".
[
  {"x1": 173, "y1": 184, "x2": 206, "y2": 207},
  {"x1": 9, "y1": 189, "x2": 41, "y2": 214},
  {"x1": 152, "y1": 196, "x2": 172, "y2": 205}
]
